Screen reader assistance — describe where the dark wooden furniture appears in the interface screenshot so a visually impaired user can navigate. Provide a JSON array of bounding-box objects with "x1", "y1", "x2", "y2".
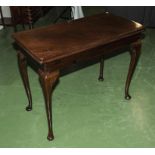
[
  {"x1": 12, "y1": 12, "x2": 144, "y2": 141},
  {"x1": 0, "y1": 6, "x2": 52, "y2": 31},
  {"x1": 0, "y1": 6, "x2": 71, "y2": 31},
  {"x1": 10, "y1": 6, "x2": 52, "y2": 31}
]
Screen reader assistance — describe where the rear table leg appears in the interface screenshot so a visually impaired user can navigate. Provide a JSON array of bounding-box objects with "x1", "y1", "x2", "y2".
[{"x1": 98, "y1": 57, "x2": 104, "y2": 81}]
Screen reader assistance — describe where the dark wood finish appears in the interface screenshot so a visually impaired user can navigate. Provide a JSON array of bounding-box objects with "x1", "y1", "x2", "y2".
[
  {"x1": 12, "y1": 12, "x2": 144, "y2": 141},
  {"x1": 17, "y1": 52, "x2": 33, "y2": 111},
  {"x1": 0, "y1": 7, "x2": 52, "y2": 31},
  {"x1": 0, "y1": 6, "x2": 71, "y2": 30},
  {"x1": 10, "y1": 6, "x2": 52, "y2": 30},
  {"x1": 38, "y1": 70, "x2": 59, "y2": 140},
  {"x1": 98, "y1": 57, "x2": 104, "y2": 81},
  {"x1": 125, "y1": 41, "x2": 142, "y2": 99}
]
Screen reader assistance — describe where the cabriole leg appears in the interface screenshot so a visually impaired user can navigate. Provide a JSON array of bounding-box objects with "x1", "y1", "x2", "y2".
[
  {"x1": 38, "y1": 70, "x2": 59, "y2": 141},
  {"x1": 17, "y1": 52, "x2": 33, "y2": 111},
  {"x1": 125, "y1": 41, "x2": 142, "y2": 100}
]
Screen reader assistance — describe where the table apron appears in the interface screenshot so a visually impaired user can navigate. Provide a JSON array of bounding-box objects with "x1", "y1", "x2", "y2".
[{"x1": 42, "y1": 33, "x2": 142, "y2": 72}]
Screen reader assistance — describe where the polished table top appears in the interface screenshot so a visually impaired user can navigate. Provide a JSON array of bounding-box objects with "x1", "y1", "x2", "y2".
[{"x1": 13, "y1": 12, "x2": 144, "y2": 65}]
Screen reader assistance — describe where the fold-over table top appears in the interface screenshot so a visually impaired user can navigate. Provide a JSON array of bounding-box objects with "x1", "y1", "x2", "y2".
[{"x1": 13, "y1": 12, "x2": 144, "y2": 64}]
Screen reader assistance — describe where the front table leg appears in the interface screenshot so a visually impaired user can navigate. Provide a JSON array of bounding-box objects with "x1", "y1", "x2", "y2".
[
  {"x1": 38, "y1": 69, "x2": 59, "y2": 141},
  {"x1": 17, "y1": 52, "x2": 33, "y2": 111},
  {"x1": 125, "y1": 41, "x2": 141, "y2": 100}
]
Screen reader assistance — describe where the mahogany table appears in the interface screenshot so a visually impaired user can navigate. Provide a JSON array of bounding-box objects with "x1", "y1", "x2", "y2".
[{"x1": 12, "y1": 12, "x2": 144, "y2": 141}]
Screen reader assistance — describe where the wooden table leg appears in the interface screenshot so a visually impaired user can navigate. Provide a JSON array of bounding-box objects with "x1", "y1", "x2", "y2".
[
  {"x1": 125, "y1": 41, "x2": 141, "y2": 100},
  {"x1": 17, "y1": 52, "x2": 33, "y2": 111},
  {"x1": 98, "y1": 57, "x2": 104, "y2": 81},
  {"x1": 38, "y1": 70, "x2": 59, "y2": 141}
]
